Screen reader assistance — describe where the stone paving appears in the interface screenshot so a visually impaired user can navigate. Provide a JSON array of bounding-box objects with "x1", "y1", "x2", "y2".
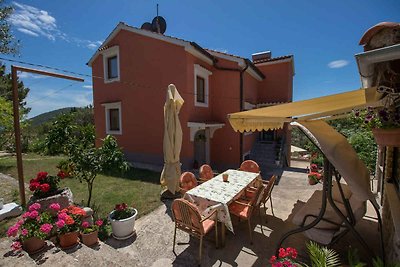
[{"x1": 0, "y1": 161, "x2": 380, "y2": 266}]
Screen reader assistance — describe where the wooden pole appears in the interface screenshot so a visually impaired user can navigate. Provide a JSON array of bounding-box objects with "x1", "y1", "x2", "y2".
[
  {"x1": 10, "y1": 65, "x2": 84, "y2": 206},
  {"x1": 11, "y1": 65, "x2": 26, "y2": 206}
]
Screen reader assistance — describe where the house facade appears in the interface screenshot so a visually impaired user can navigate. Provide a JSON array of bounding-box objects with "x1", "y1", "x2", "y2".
[{"x1": 87, "y1": 22, "x2": 294, "y2": 172}]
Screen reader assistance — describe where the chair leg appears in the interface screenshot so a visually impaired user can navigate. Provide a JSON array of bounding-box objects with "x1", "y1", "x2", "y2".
[
  {"x1": 199, "y1": 235, "x2": 203, "y2": 265},
  {"x1": 248, "y1": 219, "x2": 253, "y2": 245},
  {"x1": 173, "y1": 226, "x2": 177, "y2": 254},
  {"x1": 270, "y1": 197, "x2": 275, "y2": 216},
  {"x1": 264, "y1": 203, "x2": 268, "y2": 223},
  {"x1": 215, "y1": 222, "x2": 218, "y2": 248}
]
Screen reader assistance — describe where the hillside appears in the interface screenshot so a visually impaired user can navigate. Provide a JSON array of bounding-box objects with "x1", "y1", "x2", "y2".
[{"x1": 28, "y1": 107, "x2": 76, "y2": 126}]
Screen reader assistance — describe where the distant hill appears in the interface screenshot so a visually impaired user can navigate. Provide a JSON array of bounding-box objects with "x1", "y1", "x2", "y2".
[{"x1": 29, "y1": 107, "x2": 76, "y2": 127}]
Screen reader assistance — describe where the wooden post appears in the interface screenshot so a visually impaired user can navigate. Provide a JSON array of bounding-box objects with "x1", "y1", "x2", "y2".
[
  {"x1": 11, "y1": 65, "x2": 26, "y2": 206},
  {"x1": 10, "y1": 65, "x2": 84, "y2": 206}
]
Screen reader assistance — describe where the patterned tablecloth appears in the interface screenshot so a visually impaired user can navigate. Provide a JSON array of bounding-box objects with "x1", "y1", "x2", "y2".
[{"x1": 183, "y1": 169, "x2": 260, "y2": 233}]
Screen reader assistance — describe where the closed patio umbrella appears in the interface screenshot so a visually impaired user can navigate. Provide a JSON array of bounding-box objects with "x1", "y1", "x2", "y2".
[{"x1": 160, "y1": 84, "x2": 184, "y2": 195}]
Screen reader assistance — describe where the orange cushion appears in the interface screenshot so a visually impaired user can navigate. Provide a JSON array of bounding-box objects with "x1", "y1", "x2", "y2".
[
  {"x1": 229, "y1": 202, "x2": 250, "y2": 218},
  {"x1": 202, "y1": 219, "x2": 215, "y2": 234}
]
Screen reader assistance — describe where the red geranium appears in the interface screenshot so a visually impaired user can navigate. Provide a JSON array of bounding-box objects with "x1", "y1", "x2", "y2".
[
  {"x1": 64, "y1": 216, "x2": 75, "y2": 225},
  {"x1": 115, "y1": 203, "x2": 128, "y2": 211},
  {"x1": 36, "y1": 172, "x2": 48, "y2": 181},
  {"x1": 29, "y1": 182, "x2": 40, "y2": 191},
  {"x1": 40, "y1": 183, "x2": 50, "y2": 193},
  {"x1": 57, "y1": 171, "x2": 66, "y2": 179}
]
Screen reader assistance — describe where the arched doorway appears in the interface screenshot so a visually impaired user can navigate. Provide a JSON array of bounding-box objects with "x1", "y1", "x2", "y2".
[{"x1": 194, "y1": 130, "x2": 206, "y2": 166}]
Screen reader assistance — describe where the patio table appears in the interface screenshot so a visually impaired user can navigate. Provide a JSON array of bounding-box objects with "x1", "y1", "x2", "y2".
[{"x1": 183, "y1": 169, "x2": 260, "y2": 245}]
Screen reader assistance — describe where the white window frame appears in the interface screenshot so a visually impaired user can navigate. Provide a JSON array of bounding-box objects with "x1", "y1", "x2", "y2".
[
  {"x1": 102, "y1": 46, "x2": 120, "y2": 83},
  {"x1": 101, "y1": 102, "x2": 122, "y2": 135},
  {"x1": 194, "y1": 64, "x2": 212, "y2": 107}
]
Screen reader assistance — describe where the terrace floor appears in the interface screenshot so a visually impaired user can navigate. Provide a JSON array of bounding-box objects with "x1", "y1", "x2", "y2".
[{"x1": 0, "y1": 161, "x2": 380, "y2": 266}]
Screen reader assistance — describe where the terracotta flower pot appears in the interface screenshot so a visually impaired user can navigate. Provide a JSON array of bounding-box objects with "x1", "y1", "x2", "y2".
[
  {"x1": 308, "y1": 178, "x2": 318, "y2": 185},
  {"x1": 22, "y1": 237, "x2": 46, "y2": 254},
  {"x1": 80, "y1": 230, "x2": 98, "y2": 247},
  {"x1": 372, "y1": 128, "x2": 400, "y2": 147},
  {"x1": 59, "y1": 231, "x2": 79, "y2": 249}
]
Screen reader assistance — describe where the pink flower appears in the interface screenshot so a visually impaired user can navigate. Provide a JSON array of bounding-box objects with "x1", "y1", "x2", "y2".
[
  {"x1": 58, "y1": 212, "x2": 68, "y2": 220},
  {"x1": 6, "y1": 226, "x2": 18, "y2": 237},
  {"x1": 40, "y1": 223, "x2": 53, "y2": 234},
  {"x1": 49, "y1": 203, "x2": 61, "y2": 211},
  {"x1": 28, "y1": 203, "x2": 41, "y2": 211},
  {"x1": 21, "y1": 229, "x2": 28, "y2": 236},
  {"x1": 56, "y1": 220, "x2": 65, "y2": 228},
  {"x1": 283, "y1": 261, "x2": 292, "y2": 267},
  {"x1": 11, "y1": 241, "x2": 22, "y2": 251},
  {"x1": 16, "y1": 219, "x2": 24, "y2": 227},
  {"x1": 95, "y1": 219, "x2": 103, "y2": 227},
  {"x1": 272, "y1": 262, "x2": 283, "y2": 267},
  {"x1": 28, "y1": 210, "x2": 39, "y2": 219},
  {"x1": 269, "y1": 255, "x2": 277, "y2": 264},
  {"x1": 22, "y1": 212, "x2": 30, "y2": 219},
  {"x1": 81, "y1": 221, "x2": 90, "y2": 228}
]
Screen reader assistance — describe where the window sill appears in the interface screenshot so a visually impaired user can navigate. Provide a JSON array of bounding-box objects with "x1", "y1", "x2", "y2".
[
  {"x1": 106, "y1": 130, "x2": 122, "y2": 135},
  {"x1": 195, "y1": 102, "x2": 208, "y2": 108},
  {"x1": 104, "y1": 77, "x2": 120, "y2": 84}
]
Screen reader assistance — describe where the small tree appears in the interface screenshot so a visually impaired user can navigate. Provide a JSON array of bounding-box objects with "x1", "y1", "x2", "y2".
[{"x1": 67, "y1": 135, "x2": 129, "y2": 206}]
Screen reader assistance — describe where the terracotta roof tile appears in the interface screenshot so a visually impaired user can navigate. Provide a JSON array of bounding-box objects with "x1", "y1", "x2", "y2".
[{"x1": 253, "y1": 55, "x2": 293, "y2": 64}]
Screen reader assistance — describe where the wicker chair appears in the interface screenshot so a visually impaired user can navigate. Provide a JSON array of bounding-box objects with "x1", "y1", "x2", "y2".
[
  {"x1": 239, "y1": 160, "x2": 260, "y2": 173},
  {"x1": 246, "y1": 175, "x2": 277, "y2": 222},
  {"x1": 179, "y1": 172, "x2": 198, "y2": 194},
  {"x1": 199, "y1": 164, "x2": 214, "y2": 182},
  {"x1": 171, "y1": 198, "x2": 218, "y2": 265},
  {"x1": 228, "y1": 185, "x2": 264, "y2": 244}
]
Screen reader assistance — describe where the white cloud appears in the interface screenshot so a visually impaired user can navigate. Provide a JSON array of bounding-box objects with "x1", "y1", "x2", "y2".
[
  {"x1": 17, "y1": 27, "x2": 39, "y2": 37},
  {"x1": 83, "y1": 85, "x2": 93, "y2": 89},
  {"x1": 18, "y1": 72, "x2": 47, "y2": 79},
  {"x1": 10, "y1": 2, "x2": 102, "y2": 49},
  {"x1": 328, "y1": 60, "x2": 349, "y2": 69}
]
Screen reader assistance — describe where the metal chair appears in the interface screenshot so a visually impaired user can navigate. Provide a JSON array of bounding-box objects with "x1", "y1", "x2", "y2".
[
  {"x1": 228, "y1": 185, "x2": 264, "y2": 244},
  {"x1": 179, "y1": 172, "x2": 198, "y2": 194},
  {"x1": 239, "y1": 160, "x2": 260, "y2": 173},
  {"x1": 171, "y1": 198, "x2": 218, "y2": 265},
  {"x1": 199, "y1": 164, "x2": 214, "y2": 182}
]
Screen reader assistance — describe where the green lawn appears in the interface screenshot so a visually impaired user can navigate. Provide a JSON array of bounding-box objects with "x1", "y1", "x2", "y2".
[{"x1": 0, "y1": 154, "x2": 163, "y2": 219}]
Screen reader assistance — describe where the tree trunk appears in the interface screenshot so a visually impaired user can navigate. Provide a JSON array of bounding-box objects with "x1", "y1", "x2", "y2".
[{"x1": 87, "y1": 180, "x2": 93, "y2": 207}]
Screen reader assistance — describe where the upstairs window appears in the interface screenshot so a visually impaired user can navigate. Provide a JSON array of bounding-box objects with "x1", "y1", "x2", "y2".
[
  {"x1": 194, "y1": 64, "x2": 212, "y2": 107},
  {"x1": 196, "y1": 76, "x2": 205, "y2": 103},
  {"x1": 107, "y1": 56, "x2": 118, "y2": 80},
  {"x1": 102, "y1": 46, "x2": 120, "y2": 83}
]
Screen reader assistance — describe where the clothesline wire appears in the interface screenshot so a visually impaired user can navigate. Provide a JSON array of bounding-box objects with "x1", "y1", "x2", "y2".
[{"x1": 0, "y1": 56, "x2": 248, "y2": 102}]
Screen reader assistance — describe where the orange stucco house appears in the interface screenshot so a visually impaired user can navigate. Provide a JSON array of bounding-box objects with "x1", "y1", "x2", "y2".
[{"x1": 87, "y1": 22, "x2": 294, "y2": 173}]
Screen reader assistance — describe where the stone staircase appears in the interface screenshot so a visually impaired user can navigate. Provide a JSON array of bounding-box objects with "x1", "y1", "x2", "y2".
[
  {"x1": 249, "y1": 141, "x2": 281, "y2": 179},
  {"x1": 0, "y1": 237, "x2": 142, "y2": 267}
]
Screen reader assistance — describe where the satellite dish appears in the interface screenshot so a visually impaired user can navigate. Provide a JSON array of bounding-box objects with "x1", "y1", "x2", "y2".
[
  {"x1": 151, "y1": 16, "x2": 167, "y2": 34},
  {"x1": 141, "y1": 22, "x2": 152, "y2": 31}
]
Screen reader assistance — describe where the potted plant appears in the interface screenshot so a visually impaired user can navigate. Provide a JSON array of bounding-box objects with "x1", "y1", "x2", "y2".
[
  {"x1": 7, "y1": 203, "x2": 53, "y2": 254},
  {"x1": 80, "y1": 219, "x2": 103, "y2": 247},
  {"x1": 28, "y1": 171, "x2": 73, "y2": 212},
  {"x1": 308, "y1": 172, "x2": 322, "y2": 185},
  {"x1": 354, "y1": 89, "x2": 400, "y2": 146},
  {"x1": 55, "y1": 205, "x2": 86, "y2": 249},
  {"x1": 109, "y1": 203, "x2": 138, "y2": 240}
]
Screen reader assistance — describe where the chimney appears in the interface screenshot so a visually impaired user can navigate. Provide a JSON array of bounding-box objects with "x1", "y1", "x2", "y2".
[{"x1": 252, "y1": 51, "x2": 272, "y2": 62}]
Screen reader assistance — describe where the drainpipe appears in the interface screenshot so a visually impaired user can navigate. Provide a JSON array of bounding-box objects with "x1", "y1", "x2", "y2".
[
  {"x1": 190, "y1": 42, "x2": 252, "y2": 164},
  {"x1": 239, "y1": 61, "x2": 249, "y2": 163}
]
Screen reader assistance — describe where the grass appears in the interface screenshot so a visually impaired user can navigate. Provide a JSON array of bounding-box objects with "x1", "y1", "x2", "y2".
[{"x1": 0, "y1": 153, "x2": 163, "y2": 220}]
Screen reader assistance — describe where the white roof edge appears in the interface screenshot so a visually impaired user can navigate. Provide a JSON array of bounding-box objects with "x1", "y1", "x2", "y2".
[
  {"x1": 251, "y1": 51, "x2": 271, "y2": 56},
  {"x1": 87, "y1": 22, "x2": 213, "y2": 67},
  {"x1": 254, "y1": 57, "x2": 293, "y2": 67}
]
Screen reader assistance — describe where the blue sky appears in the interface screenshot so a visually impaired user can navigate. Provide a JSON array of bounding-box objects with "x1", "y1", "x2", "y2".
[{"x1": 2, "y1": 0, "x2": 399, "y2": 118}]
